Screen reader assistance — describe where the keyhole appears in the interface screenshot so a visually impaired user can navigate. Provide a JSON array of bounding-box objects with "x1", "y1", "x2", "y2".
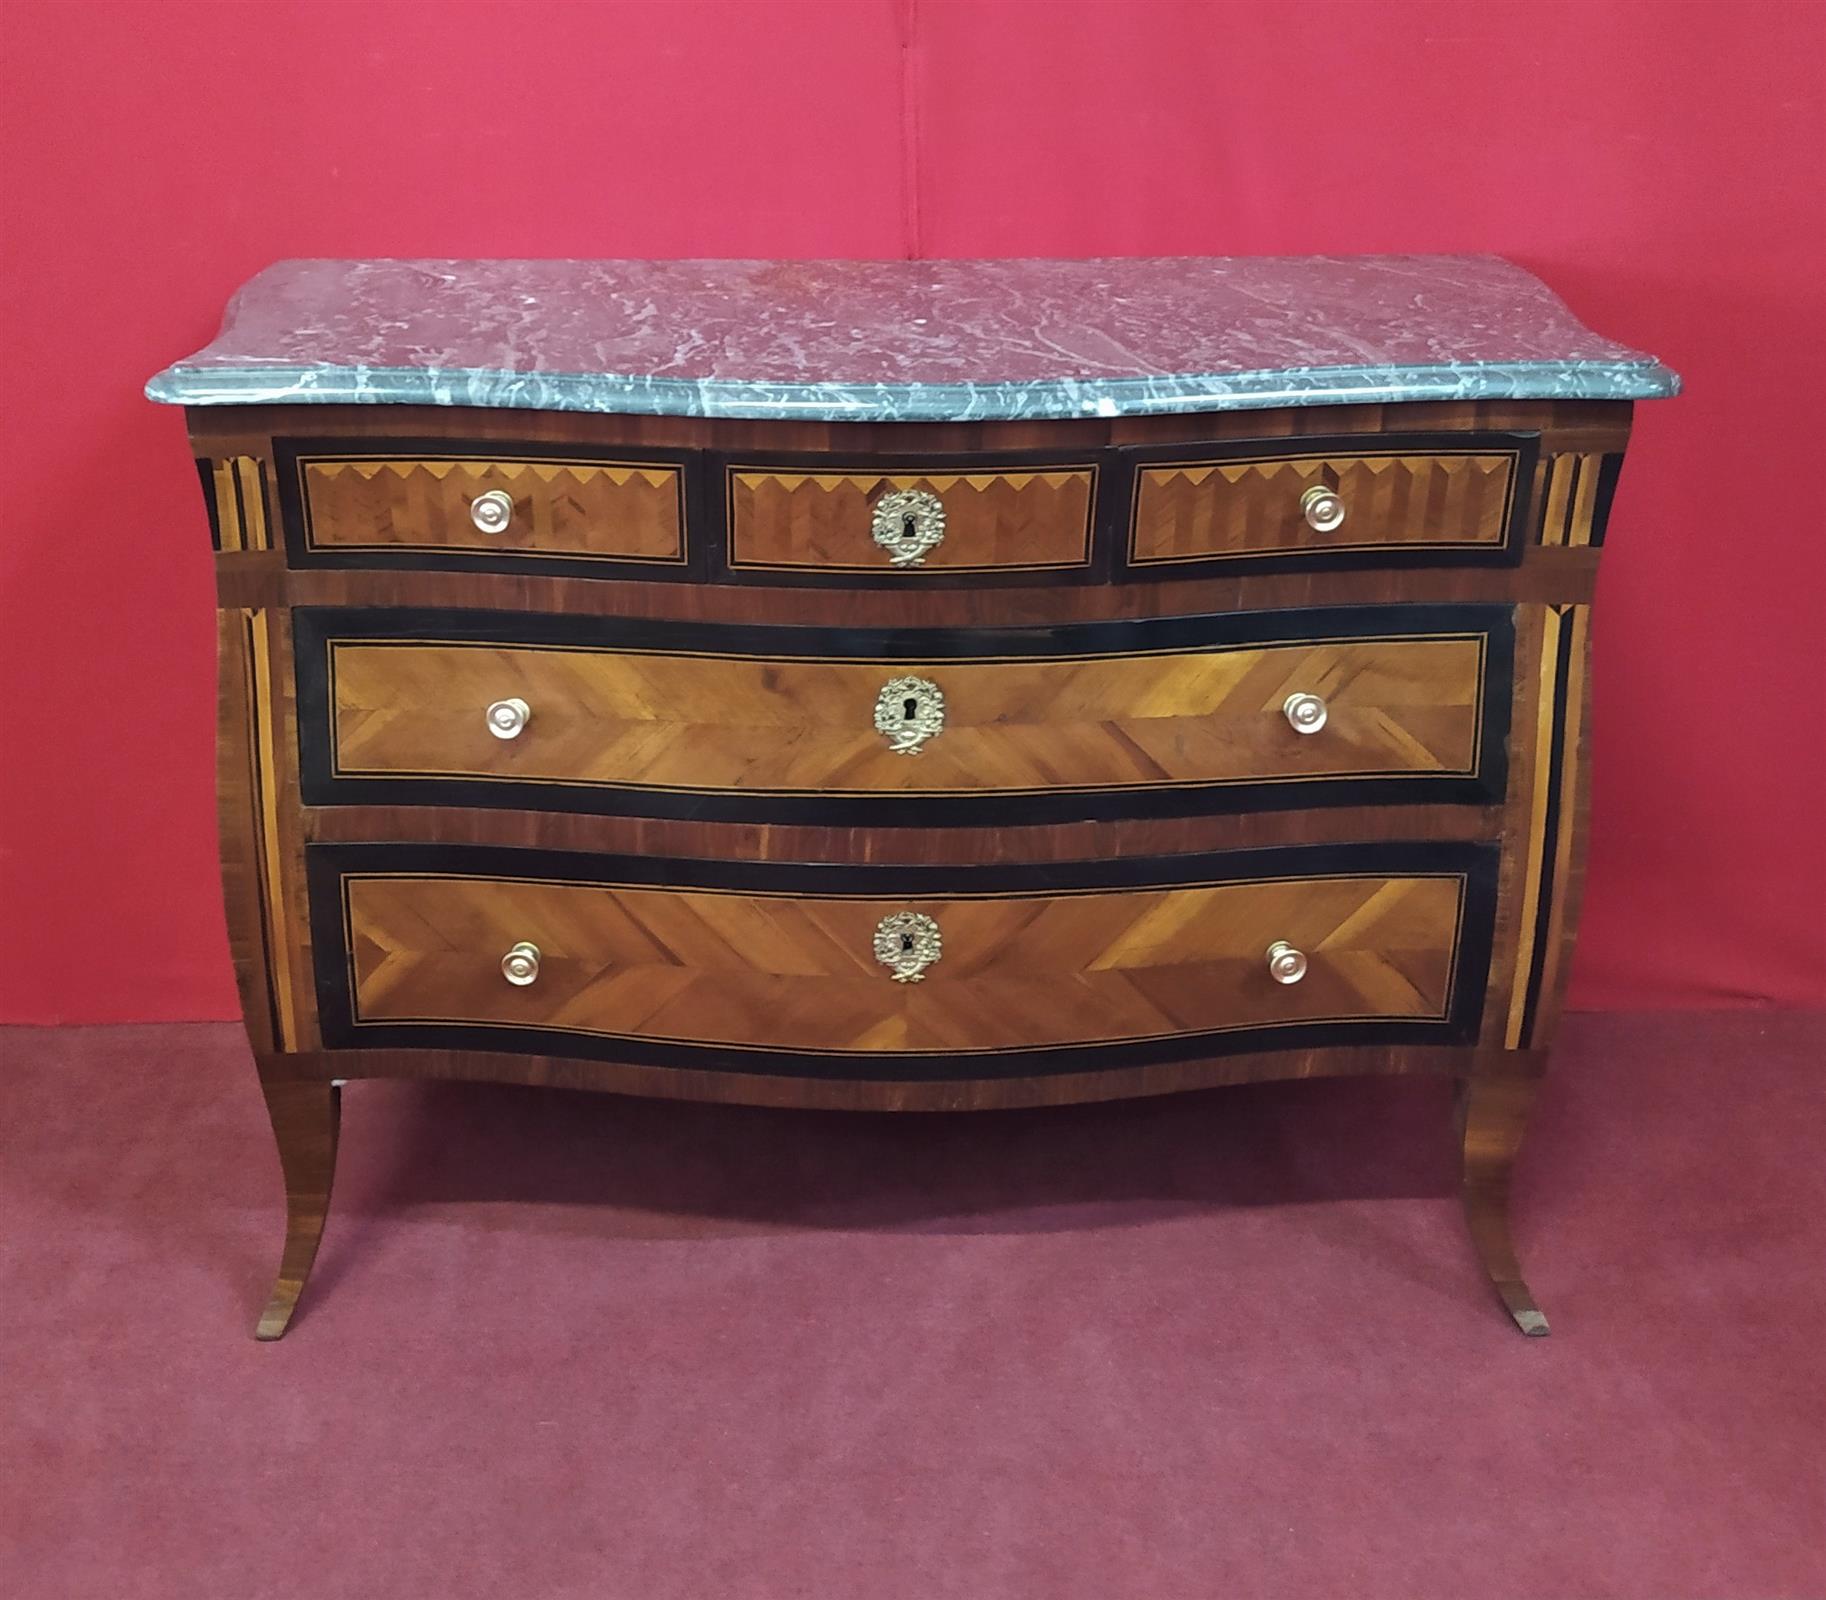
[
  {"x1": 901, "y1": 514, "x2": 917, "y2": 543},
  {"x1": 903, "y1": 696, "x2": 919, "y2": 721},
  {"x1": 900, "y1": 932, "x2": 915, "y2": 953}
]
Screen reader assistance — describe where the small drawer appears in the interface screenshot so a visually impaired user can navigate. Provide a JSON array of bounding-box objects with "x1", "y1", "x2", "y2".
[
  {"x1": 308, "y1": 840, "x2": 1499, "y2": 1075},
  {"x1": 724, "y1": 462, "x2": 1096, "y2": 576},
  {"x1": 1127, "y1": 433, "x2": 1536, "y2": 571},
  {"x1": 275, "y1": 438, "x2": 689, "y2": 573},
  {"x1": 294, "y1": 605, "x2": 1513, "y2": 824}
]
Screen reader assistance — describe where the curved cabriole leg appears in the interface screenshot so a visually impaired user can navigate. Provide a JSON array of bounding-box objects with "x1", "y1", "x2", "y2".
[
  {"x1": 1456, "y1": 1073, "x2": 1549, "y2": 1337},
  {"x1": 255, "y1": 1078, "x2": 341, "y2": 1340}
]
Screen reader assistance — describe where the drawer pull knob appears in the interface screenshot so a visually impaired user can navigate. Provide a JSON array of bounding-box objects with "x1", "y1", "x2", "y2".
[
  {"x1": 870, "y1": 487, "x2": 947, "y2": 567},
  {"x1": 1266, "y1": 941, "x2": 1308, "y2": 985},
  {"x1": 470, "y1": 488, "x2": 515, "y2": 534},
  {"x1": 874, "y1": 675, "x2": 946, "y2": 755},
  {"x1": 501, "y1": 941, "x2": 542, "y2": 986},
  {"x1": 1282, "y1": 691, "x2": 1328, "y2": 735},
  {"x1": 874, "y1": 911, "x2": 942, "y2": 983},
  {"x1": 1300, "y1": 483, "x2": 1346, "y2": 533},
  {"x1": 485, "y1": 697, "x2": 532, "y2": 739}
]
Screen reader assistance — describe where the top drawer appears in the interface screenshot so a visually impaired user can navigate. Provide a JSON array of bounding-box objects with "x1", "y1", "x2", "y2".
[
  {"x1": 1126, "y1": 432, "x2": 1538, "y2": 573},
  {"x1": 274, "y1": 438, "x2": 691, "y2": 576},
  {"x1": 722, "y1": 460, "x2": 1097, "y2": 579}
]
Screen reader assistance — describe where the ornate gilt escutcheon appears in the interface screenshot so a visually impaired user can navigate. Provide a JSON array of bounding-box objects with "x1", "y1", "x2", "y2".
[
  {"x1": 870, "y1": 487, "x2": 946, "y2": 566},
  {"x1": 874, "y1": 675, "x2": 945, "y2": 755},
  {"x1": 873, "y1": 911, "x2": 942, "y2": 984}
]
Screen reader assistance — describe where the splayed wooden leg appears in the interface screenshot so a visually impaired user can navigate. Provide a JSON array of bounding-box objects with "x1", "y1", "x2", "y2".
[
  {"x1": 1456, "y1": 1072, "x2": 1549, "y2": 1337},
  {"x1": 256, "y1": 1077, "x2": 341, "y2": 1340}
]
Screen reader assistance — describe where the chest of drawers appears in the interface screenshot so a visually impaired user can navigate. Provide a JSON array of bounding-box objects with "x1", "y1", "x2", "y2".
[{"x1": 150, "y1": 256, "x2": 1676, "y2": 1338}]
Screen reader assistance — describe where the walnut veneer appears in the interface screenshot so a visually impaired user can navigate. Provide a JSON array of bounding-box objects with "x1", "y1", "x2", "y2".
[{"x1": 188, "y1": 393, "x2": 1639, "y2": 1340}]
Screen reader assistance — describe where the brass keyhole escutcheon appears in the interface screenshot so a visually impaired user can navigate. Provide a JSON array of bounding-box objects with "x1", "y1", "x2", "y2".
[
  {"x1": 875, "y1": 675, "x2": 945, "y2": 755},
  {"x1": 874, "y1": 911, "x2": 942, "y2": 983},
  {"x1": 870, "y1": 488, "x2": 947, "y2": 567}
]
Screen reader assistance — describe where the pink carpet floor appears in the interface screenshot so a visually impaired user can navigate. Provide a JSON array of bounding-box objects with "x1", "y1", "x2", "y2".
[{"x1": 3, "y1": 1012, "x2": 1822, "y2": 1599}]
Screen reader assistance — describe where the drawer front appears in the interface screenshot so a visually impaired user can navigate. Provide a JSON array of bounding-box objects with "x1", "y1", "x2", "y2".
[
  {"x1": 724, "y1": 462, "x2": 1096, "y2": 577},
  {"x1": 1127, "y1": 433, "x2": 1536, "y2": 572},
  {"x1": 309, "y1": 841, "x2": 1499, "y2": 1076},
  {"x1": 275, "y1": 438, "x2": 689, "y2": 574},
  {"x1": 295, "y1": 605, "x2": 1514, "y2": 824}
]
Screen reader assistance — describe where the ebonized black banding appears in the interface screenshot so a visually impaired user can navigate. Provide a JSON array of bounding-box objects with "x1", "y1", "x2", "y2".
[
  {"x1": 291, "y1": 603, "x2": 1515, "y2": 825},
  {"x1": 196, "y1": 459, "x2": 222, "y2": 550},
  {"x1": 1117, "y1": 430, "x2": 1539, "y2": 578},
  {"x1": 307, "y1": 838, "x2": 1500, "y2": 1081},
  {"x1": 1589, "y1": 453, "x2": 1626, "y2": 547},
  {"x1": 1520, "y1": 614, "x2": 1577, "y2": 1045},
  {"x1": 273, "y1": 435, "x2": 706, "y2": 581}
]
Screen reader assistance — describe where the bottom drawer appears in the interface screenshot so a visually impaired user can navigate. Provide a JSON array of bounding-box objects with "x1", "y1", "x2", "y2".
[{"x1": 309, "y1": 841, "x2": 1498, "y2": 1078}]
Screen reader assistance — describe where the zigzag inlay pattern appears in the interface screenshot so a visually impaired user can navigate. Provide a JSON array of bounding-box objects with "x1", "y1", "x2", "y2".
[
  {"x1": 729, "y1": 467, "x2": 1095, "y2": 571},
  {"x1": 1133, "y1": 450, "x2": 1515, "y2": 563},
  {"x1": 329, "y1": 634, "x2": 1485, "y2": 795},
  {"x1": 303, "y1": 456, "x2": 684, "y2": 560},
  {"x1": 345, "y1": 871, "x2": 1465, "y2": 1054}
]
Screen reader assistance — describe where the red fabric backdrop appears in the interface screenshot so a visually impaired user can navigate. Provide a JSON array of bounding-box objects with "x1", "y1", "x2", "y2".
[{"x1": 1, "y1": 0, "x2": 1821, "y2": 1024}]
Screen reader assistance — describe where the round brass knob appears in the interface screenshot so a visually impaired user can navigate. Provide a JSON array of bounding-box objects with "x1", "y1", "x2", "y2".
[
  {"x1": 1300, "y1": 483, "x2": 1346, "y2": 533},
  {"x1": 1266, "y1": 941, "x2": 1308, "y2": 985},
  {"x1": 1283, "y1": 691, "x2": 1328, "y2": 735},
  {"x1": 470, "y1": 488, "x2": 515, "y2": 534},
  {"x1": 485, "y1": 697, "x2": 531, "y2": 740},
  {"x1": 501, "y1": 941, "x2": 541, "y2": 986}
]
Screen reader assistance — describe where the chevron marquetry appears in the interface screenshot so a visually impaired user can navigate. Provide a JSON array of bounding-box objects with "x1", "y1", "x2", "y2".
[
  {"x1": 344, "y1": 871, "x2": 1465, "y2": 1053},
  {"x1": 302, "y1": 456, "x2": 685, "y2": 561},
  {"x1": 328, "y1": 634, "x2": 1485, "y2": 794},
  {"x1": 729, "y1": 467, "x2": 1095, "y2": 571},
  {"x1": 1132, "y1": 450, "x2": 1516, "y2": 563},
  {"x1": 184, "y1": 375, "x2": 1656, "y2": 1337}
]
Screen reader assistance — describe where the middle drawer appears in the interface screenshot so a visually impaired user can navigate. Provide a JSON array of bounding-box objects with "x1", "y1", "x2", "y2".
[{"x1": 293, "y1": 606, "x2": 1513, "y2": 824}]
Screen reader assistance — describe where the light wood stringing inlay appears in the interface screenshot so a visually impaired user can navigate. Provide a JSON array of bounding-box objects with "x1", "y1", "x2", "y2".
[
  {"x1": 301, "y1": 456, "x2": 685, "y2": 561},
  {"x1": 728, "y1": 467, "x2": 1095, "y2": 571},
  {"x1": 244, "y1": 611, "x2": 297, "y2": 1050},
  {"x1": 211, "y1": 457, "x2": 269, "y2": 551},
  {"x1": 1536, "y1": 454, "x2": 1605, "y2": 547},
  {"x1": 344, "y1": 871, "x2": 1467, "y2": 1053},
  {"x1": 1131, "y1": 450, "x2": 1517, "y2": 564},
  {"x1": 327, "y1": 634, "x2": 1487, "y2": 795}
]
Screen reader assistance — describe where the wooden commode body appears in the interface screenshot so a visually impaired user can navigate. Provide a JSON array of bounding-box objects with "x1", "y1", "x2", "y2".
[{"x1": 149, "y1": 256, "x2": 1677, "y2": 1337}]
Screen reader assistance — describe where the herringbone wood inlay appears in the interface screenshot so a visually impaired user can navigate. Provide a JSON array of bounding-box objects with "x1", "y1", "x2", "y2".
[
  {"x1": 301, "y1": 456, "x2": 685, "y2": 561},
  {"x1": 327, "y1": 633, "x2": 1485, "y2": 794},
  {"x1": 343, "y1": 870, "x2": 1465, "y2": 1053},
  {"x1": 1131, "y1": 450, "x2": 1517, "y2": 564},
  {"x1": 729, "y1": 467, "x2": 1095, "y2": 571},
  {"x1": 182, "y1": 387, "x2": 1655, "y2": 1338}
]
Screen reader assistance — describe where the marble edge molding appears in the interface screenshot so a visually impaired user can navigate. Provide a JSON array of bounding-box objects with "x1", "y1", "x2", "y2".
[{"x1": 146, "y1": 358, "x2": 1680, "y2": 420}]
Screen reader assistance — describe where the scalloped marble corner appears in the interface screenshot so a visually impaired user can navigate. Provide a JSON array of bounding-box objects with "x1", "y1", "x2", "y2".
[{"x1": 146, "y1": 255, "x2": 1679, "y2": 422}]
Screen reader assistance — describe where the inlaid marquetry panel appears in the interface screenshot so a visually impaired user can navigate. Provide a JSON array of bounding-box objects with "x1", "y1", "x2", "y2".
[
  {"x1": 200, "y1": 457, "x2": 271, "y2": 551},
  {"x1": 320, "y1": 632, "x2": 1488, "y2": 799},
  {"x1": 293, "y1": 452, "x2": 686, "y2": 562},
  {"x1": 1130, "y1": 442, "x2": 1525, "y2": 566},
  {"x1": 727, "y1": 466, "x2": 1095, "y2": 572},
  {"x1": 1535, "y1": 453, "x2": 1623, "y2": 547},
  {"x1": 329, "y1": 861, "x2": 1470, "y2": 1057},
  {"x1": 1505, "y1": 602, "x2": 1589, "y2": 1048}
]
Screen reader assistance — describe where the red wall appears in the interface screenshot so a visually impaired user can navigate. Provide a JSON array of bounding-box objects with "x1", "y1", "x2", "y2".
[{"x1": 2, "y1": 0, "x2": 1821, "y2": 1024}]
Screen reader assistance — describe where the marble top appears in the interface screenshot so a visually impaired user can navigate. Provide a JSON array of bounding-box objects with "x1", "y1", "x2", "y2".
[{"x1": 146, "y1": 256, "x2": 1677, "y2": 422}]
